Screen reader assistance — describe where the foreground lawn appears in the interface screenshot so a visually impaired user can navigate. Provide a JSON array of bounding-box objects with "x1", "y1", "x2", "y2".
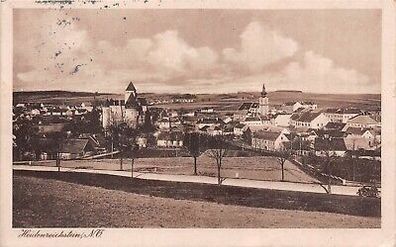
[
  {"x1": 13, "y1": 174, "x2": 380, "y2": 228},
  {"x1": 19, "y1": 156, "x2": 318, "y2": 183}
]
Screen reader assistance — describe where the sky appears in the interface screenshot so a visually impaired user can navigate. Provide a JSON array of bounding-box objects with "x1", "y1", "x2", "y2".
[{"x1": 13, "y1": 9, "x2": 381, "y2": 94}]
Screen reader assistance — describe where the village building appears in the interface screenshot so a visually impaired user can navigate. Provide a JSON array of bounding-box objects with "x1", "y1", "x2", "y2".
[
  {"x1": 281, "y1": 101, "x2": 317, "y2": 114},
  {"x1": 290, "y1": 111, "x2": 329, "y2": 129},
  {"x1": 344, "y1": 115, "x2": 380, "y2": 129},
  {"x1": 200, "y1": 107, "x2": 215, "y2": 113},
  {"x1": 171, "y1": 94, "x2": 196, "y2": 103},
  {"x1": 58, "y1": 138, "x2": 98, "y2": 160},
  {"x1": 344, "y1": 127, "x2": 381, "y2": 150},
  {"x1": 323, "y1": 108, "x2": 361, "y2": 123},
  {"x1": 156, "y1": 131, "x2": 184, "y2": 148},
  {"x1": 233, "y1": 123, "x2": 247, "y2": 136},
  {"x1": 136, "y1": 136, "x2": 148, "y2": 148},
  {"x1": 206, "y1": 125, "x2": 223, "y2": 136},
  {"x1": 196, "y1": 117, "x2": 224, "y2": 129},
  {"x1": 274, "y1": 113, "x2": 292, "y2": 127},
  {"x1": 323, "y1": 122, "x2": 346, "y2": 131},
  {"x1": 251, "y1": 130, "x2": 289, "y2": 151},
  {"x1": 222, "y1": 125, "x2": 235, "y2": 136},
  {"x1": 314, "y1": 137, "x2": 347, "y2": 156},
  {"x1": 156, "y1": 118, "x2": 171, "y2": 130}
]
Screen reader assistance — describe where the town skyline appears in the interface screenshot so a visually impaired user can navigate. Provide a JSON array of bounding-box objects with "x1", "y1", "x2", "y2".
[{"x1": 14, "y1": 9, "x2": 381, "y2": 94}]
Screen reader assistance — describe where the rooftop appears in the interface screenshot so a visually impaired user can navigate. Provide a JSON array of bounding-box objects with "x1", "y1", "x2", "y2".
[
  {"x1": 126, "y1": 82, "x2": 137, "y2": 92},
  {"x1": 291, "y1": 111, "x2": 322, "y2": 122},
  {"x1": 253, "y1": 131, "x2": 281, "y2": 141},
  {"x1": 314, "y1": 137, "x2": 347, "y2": 151}
]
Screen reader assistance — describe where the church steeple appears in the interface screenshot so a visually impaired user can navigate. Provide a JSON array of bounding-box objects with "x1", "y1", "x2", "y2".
[
  {"x1": 259, "y1": 83, "x2": 269, "y2": 116},
  {"x1": 261, "y1": 83, "x2": 267, "y2": 97}
]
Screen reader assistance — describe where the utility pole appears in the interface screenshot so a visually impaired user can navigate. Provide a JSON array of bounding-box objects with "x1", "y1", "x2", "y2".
[
  {"x1": 131, "y1": 158, "x2": 134, "y2": 178},
  {"x1": 56, "y1": 153, "x2": 60, "y2": 172},
  {"x1": 111, "y1": 136, "x2": 114, "y2": 159}
]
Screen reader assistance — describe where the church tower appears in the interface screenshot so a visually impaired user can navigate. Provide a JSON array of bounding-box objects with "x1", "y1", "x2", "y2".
[{"x1": 258, "y1": 83, "x2": 269, "y2": 116}]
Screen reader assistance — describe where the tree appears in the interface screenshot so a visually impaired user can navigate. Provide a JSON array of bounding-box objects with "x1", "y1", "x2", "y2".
[
  {"x1": 275, "y1": 146, "x2": 292, "y2": 181},
  {"x1": 13, "y1": 116, "x2": 39, "y2": 160},
  {"x1": 317, "y1": 138, "x2": 336, "y2": 194},
  {"x1": 322, "y1": 150, "x2": 335, "y2": 194},
  {"x1": 85, "y1": 107, "x2": 103, "y2": 134},
  {"x1": 105, "y1": 119, "x2": 138, "y2": 171},
  {"x1": 206, "y1": 134, "x2": 228, "y2": 185},
  {"x1": 183, "y1": 132, "x2": 205, "y2": 175}
]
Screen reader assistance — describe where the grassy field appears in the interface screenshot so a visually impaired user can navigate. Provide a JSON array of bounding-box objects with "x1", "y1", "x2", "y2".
[
  {"x1": 13, "y1": 174, "x2": 380, "y2": 228},
  {"x1": 23, "y1": 156, "x2": 319, "y2": 183}
]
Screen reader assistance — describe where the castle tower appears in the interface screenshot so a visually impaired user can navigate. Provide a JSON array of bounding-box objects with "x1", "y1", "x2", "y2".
[
  {"x1": 258, "y1": 83, "x2": 269, "y2": 116},
  {"x1": 124, "y1": 82, "x2": 140, "y2": 128},
  {"x1": 125, "y1": 81, "x2": 137, "y2": 103}
]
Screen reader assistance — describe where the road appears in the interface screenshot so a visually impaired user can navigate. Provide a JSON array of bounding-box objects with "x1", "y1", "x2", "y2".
[{"x1": 13, "y1": 164, "x2": 362, "y2": 196}]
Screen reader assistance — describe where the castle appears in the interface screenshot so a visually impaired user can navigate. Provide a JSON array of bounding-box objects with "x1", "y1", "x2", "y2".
[{"x1": 102, "y1": 82, "x2": 148, "y2": 129}]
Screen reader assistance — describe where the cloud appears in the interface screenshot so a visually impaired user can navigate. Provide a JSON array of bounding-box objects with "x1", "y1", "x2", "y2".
[
  {"x1": 14, "y1": 14, "x2": 376, "y2": 94},
  {"x1": 279, "y1": 51, "x2": 373, "y2": 93},
  {"x1": 15, "y1": 16, "x2": 220, "y2": 92},
  {"x1": 147, "y1": 30, "x2": 218, "y2": 76},
  {"x1": 222, "y1": 21, "x2": 298, "y2": 73}
]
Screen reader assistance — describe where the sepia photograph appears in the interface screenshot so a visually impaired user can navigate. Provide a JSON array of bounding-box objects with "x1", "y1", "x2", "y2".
[{"x1": 1, "y1": 0, "x2": 395, "y2": 246}]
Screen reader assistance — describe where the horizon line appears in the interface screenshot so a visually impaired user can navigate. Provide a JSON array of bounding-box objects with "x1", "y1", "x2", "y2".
[{"x1": 12, "y1": 89, "x2": 382, "y2": 96}]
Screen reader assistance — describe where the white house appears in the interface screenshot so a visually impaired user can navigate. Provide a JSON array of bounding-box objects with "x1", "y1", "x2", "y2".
[
  {"x1": 323, "y1": 108, "x2": 361, "y2": 123},
  {"x1": 157, "y1": 118, "x2": 171, "y2": 130},
  {"x1": 344, "y1": 127, "x2": 381, "y2": 150},
  {"x1": 281, "y1": 101, "x2": 317, "y2": 113},
  {"x1": 274, "y1": 114, "x2": 292, "y2": 127},
  {"x1": 345, "y1": 115, "x2": 380, "y2": 129},
  {"x1": 156, "y1": 131, "x2": 184, "y2": 148},
  {"x1": 234, "y1": 123, "x2": 247, "y2": 136},
  {"x1": 314, "y1": 137, "x2": 347, "y2": 156},
  {"x1": 251, "y1": 131, "x2": 289, "y2": 151},
  {"x1": 290, "y1": 111, "x2": 329, "y2": 129},
  {"x1": 196, "y1": 118, "x2": 223, "y2": 129}
]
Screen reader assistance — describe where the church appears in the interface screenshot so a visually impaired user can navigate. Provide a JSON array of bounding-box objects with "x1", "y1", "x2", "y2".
[
  {"x1": 234, "y1": 83, "x2": 270, "y2": 120},
  {"x1": 102, "y1": 82, "x2": 149, "y2": 129}
]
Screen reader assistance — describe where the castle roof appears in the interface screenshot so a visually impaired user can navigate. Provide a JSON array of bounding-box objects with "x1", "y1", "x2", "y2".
[{"x1": 126, "y1": 82, "x2": 137, "y2": 91}]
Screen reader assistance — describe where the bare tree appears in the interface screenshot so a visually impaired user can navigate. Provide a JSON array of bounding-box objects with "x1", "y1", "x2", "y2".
[
  {"x1": 206, "y1": 134, "x2": 228, "y2": 185},
  {"x1": 275, "y1": 146, "x2": 292, "y2": 181},
  {"x1": 322, "y1": 149, "x2": 336, "y2": 194},
  {"x1": 318, "y1": 137, "x2": 336, "y2": 194},
  {"x1": 105, "y1": 120, "x2": 138, "y2": 171}
]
